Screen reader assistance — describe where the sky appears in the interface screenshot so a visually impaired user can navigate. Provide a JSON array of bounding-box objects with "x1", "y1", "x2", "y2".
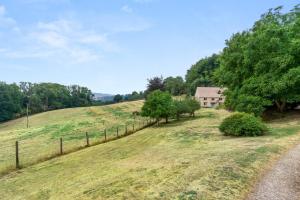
[{"x1": 0, "y1": 0, "x2": 299, "y2": 94}]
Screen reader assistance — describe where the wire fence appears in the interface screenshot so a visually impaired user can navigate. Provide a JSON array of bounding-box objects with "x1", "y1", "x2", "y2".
[{"x1": 0, "y1": 117, "x2": 156, "y2": 176}]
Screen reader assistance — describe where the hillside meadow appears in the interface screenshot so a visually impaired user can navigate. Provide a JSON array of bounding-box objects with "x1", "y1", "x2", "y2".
[
  {"x1": 0, "y1": 107, "x2": 300, "y2": 199},
  {"x1": 0, "y1": 100, "x2": 145, "y2": 174}
]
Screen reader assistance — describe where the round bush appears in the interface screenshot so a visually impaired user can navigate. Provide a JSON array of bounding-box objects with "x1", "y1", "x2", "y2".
[{"x1": 219, "y1": 113, "x2": 267, "y2": 137}]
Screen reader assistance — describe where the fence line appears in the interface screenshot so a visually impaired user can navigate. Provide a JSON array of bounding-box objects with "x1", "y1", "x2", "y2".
[{"x1": 0, "y1": 117, "x2": 156, "y2": 177}]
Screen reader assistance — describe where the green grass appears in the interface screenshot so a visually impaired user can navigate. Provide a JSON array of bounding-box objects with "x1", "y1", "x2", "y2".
[
  {"x1": 0, "y1": 108, "x2": 300, "y2": 199},
  {"x1": 0, "y1": 100, "x2": 145, "y2": 173}
]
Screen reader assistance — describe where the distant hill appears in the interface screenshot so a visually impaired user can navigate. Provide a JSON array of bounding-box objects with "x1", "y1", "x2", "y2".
[{"x1": 93, "y1": 93, "x2": 114, "y2": 102}]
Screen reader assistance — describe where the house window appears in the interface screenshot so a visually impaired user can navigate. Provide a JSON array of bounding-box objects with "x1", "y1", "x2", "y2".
[
  {"x1": 218, "y1": 90, "x2": 221, "y2": 94},
  {"x1": 204, "y1": 97, "x2": 207, "y2": 100},
  {"x1": 219, "y1": 98, "x2": 223, "y2": 100},
  {"x1": 204, "y1": 102, "x2": 207, "y2": 105},
  {"x1": 212, "y1": 98, "x2": 215, "y2": 101}
]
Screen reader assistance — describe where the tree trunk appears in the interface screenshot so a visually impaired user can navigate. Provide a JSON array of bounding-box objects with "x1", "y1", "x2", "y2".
[
  {"x1": 165, "y1": 117, "x2": 168, "y2": 123},
  {"x1": 275, "y1": 100, "x2": 286, "y2": 112}
]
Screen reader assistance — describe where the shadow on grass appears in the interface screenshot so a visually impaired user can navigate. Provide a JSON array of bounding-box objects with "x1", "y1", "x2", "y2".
[
  {"x1": 152, "y1": 112, "x2": 217, "y2": 128},
  {"x1": 263, "y1": 110, "x2": 300, "y2": 122}
]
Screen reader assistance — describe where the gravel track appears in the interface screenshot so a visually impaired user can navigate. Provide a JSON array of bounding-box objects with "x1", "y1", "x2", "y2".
[{"x1": 247, "y1": 144, "x2": 300, "y2": 200}]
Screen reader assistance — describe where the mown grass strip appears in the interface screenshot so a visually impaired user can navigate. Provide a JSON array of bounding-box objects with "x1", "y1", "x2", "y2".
[{"x1": 0, "y1": 121, "x2": 156, "y2": 177}]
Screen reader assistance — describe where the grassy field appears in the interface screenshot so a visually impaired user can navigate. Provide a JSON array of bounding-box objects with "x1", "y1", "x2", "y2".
[
  {"x1": 0, "y1": 108, "x2": 300, "y2": 199},
  {"x1": 0, "y1": 100, "x2": 146, "y2": 174}
]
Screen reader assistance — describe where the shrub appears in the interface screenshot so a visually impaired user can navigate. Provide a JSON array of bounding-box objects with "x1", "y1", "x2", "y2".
[{"x1": 219, "y1": 113, "x2": 267, "y2": 136}]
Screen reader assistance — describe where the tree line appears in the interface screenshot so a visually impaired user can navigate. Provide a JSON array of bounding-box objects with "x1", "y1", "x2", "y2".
[
  {"x1": 112, "y1": 91, "x2": 145, "y2": 103},
  {"x1": 0, "y1": 82, "x2": 93, "y2": 122},
  {"x1": 144, "y1": 53, "x2": 220, "y2": 97}
]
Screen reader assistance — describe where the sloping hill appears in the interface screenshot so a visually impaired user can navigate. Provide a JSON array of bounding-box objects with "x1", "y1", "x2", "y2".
[
  {"x1": 1, "y1": 109, "x2": 300, "y2": 199},
  {"x1": 0, "y1": 100, "x2": 145, "y2": 173}
]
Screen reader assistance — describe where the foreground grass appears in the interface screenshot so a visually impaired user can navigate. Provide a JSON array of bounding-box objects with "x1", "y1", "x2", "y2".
[
  {"x1": 1, "y1": 109, "x2": 300, "y2": 199},
  {"x1": 0, "y1": 101, "x2": 145, "y2": 173}
]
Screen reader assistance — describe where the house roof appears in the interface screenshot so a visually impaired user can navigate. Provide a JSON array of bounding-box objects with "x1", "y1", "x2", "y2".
[{"x1": 194, "y1": 87, "x2": 225, "y2": 98}]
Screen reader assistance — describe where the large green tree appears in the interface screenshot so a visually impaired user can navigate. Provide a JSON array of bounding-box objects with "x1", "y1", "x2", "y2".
[
  {"x1": 141, "y1": 90, "x2": 174, "y2": 123},
  {"x1": 185, "y1": 54, "x2": 220, "y2": 95},
  {"x1": 215, "y1": 6, "x2": 300, "y2": 115}
]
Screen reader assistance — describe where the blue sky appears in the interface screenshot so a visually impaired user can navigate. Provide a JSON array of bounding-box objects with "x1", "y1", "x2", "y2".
[{"x1": 0, "y1": 0, "x2": 299, "y2": 94}]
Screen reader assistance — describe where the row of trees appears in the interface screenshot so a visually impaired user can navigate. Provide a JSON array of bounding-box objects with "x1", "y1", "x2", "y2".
[
  {"x1": 141, "y1": 90, "x2": 200, "y2": 123},
  {"x1": 145, "y1": 53, "x2": 220, "y2": 97},
  {"x1": 113, "y1": 91, "x2": 145, "y2": 103},
  {"x1": 0, "y1": 82, "x2": 94, "y2": 122},
  {"x1": 145, "y1": 76, "x2": 186, "y2": 96}
]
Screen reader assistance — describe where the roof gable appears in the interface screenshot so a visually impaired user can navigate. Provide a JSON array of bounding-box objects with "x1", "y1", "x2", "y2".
[{"x1": 195, "y1": 87, "x2": 225, "y2": 98}]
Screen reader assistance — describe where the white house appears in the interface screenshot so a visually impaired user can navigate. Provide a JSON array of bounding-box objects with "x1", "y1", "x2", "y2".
[{"x1": 194, "y1": 87, "x2": 225, "y2": 108}]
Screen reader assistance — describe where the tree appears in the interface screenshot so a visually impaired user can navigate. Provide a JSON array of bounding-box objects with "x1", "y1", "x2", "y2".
[
  {"x1": 185, "y1": 98, "x2": 201, "y2": 117},
  {"x1": 141, "y1": 90, "x2": 174, "y2": 123},
  {"x1": 145, "y1": 76, "x2": 165, "y2": 95},
  {"x1": 113, "y1": 94, "x2": 123, "y2": 103},
  {"x1": 68, "y1": 85, "x2": 93, "y2": 107},
  {"x1": 214, "y1": 5, "x2": 300, "y2": 115},
  {"x1": 124, "y1": 91, "x2": 145, "y2": 101},
  {"x1": 185, "y1": 54, "x2": 220, "y2": 95},
  {"x1": 164, "y1": 76, "x2": 186, "y2": 95},
  {"x1": 0, "y1": 82, "x2": 22, "y2": 122},
  {"x1": 173, "y1": 100, "x2": 190, "y2": 120}
]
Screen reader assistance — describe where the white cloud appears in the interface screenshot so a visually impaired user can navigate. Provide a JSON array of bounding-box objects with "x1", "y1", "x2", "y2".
[
  {"x1": 0, "y1": 5, "x2": 149, "y2": 64},
  {"x1": 0, "y1": 4, "x2": 17, "y2": 28},
  {"x1": 0, "y1": 18, "x2": 106, "y2": 63},
  {"x1": 28, "y1": 19, "x2": 106, "y2": 63},
  {"x1": 37, "y1": 20, "x2": 79, "y2": 33},
  {"x1": 0, "y1": 48, "x2": 6, "y2": 52},
  {"x1": 33, "y1": 31, "x2": 68, "y2": 48},
  {"x1": 0, "y1": 5, "x2": 6, "y2": 15},
  {"x1": 79, "y1": 34, "x2": 107, "y2": 44},
  {"x1": 19, "y1": 0, "x2": 70, "y2": 4},
  {"x1": 133, "y1": 0, "x2": 154, "y2": 3},
  {"x1": 121, "y1": 5, "x2": 133, "y2": 13},
  {"x1": 68, "y1": 48, "x2": 99, "y2": 63},
  {"x1": 4, "y1": 50, "x2": 53, "y2": 59}
]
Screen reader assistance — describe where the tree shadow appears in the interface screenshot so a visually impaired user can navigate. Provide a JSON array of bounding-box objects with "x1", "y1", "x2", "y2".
[{"x1": 151, "y1": 112, "x2": 217, "y2": 128}]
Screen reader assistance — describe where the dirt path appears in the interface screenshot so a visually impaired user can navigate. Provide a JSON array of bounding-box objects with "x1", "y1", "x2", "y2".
[{"x1": 247, "y1": 144, "x2": 300, "y2": 200}]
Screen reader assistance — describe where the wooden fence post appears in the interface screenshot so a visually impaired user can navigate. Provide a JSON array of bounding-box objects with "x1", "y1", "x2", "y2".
[
  {"x1": 60, "y1": 137, "x2": 63, "y2": 155},
  {"x1": 86, "y1": 132, "x2": 89, "y2": 146},
  {"x1": 117, "y1": 127, "x2": 119, "y2": 137},
  {"x1": 15, "y1": 141, "x2": 19, "y2": 169},
  {"x1": 104, "y1": 129, "x2": 107, "y2": 141}
]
